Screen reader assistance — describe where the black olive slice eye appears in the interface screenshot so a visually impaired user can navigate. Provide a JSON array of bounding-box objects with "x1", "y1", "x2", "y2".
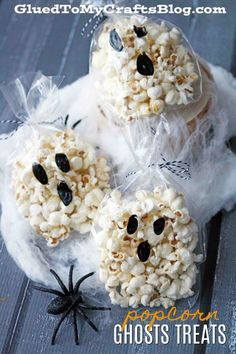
[
  {"x1": 109, "y1": 29, "x2": 123, "y2": 52},
  {"x1": 153, "y1": 217, "x2": 165, "y2": 235},
  {"x1": 137, "y1": 241, "x2": 150, "y2": 262},
  {"x1": 133, "y1": 25, "x2": 148, "y2": 38},
  {"x1": 32, "y1": 163, "x2": 48, "y2": 185},
  {"x1": 137, "y1": 52, "x2": 154, "y2": 76},
  {"x1": 127, "y1": 214, "x2": 138, "y2": 234},
  {"x1": 57, "y1": 181, "x2": 73, "y2": 206},
  {"x1": 55, "y1": 153, "x2": 70, "y2": 173}
]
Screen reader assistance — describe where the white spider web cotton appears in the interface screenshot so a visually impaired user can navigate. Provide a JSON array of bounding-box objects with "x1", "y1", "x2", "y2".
[{"x1": 0, "y1": 63, "x2": 236, "y2": 292}]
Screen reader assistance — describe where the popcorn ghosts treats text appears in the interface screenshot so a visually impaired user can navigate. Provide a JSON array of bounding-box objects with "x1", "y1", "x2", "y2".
[
  {"x1": 91, "y1": 16, "x2": 204, "y2": 123},
  {"x1": 11, "y1": 130, "x2": 110, "y2": 246},
  {"x1": 94, "y1": 186, "x2": 202, "y2": 308}
]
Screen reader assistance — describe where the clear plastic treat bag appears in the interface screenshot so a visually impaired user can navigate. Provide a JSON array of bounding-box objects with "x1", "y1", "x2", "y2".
[
  {"x1": 89, "y1": 13, "x2": 215, "y2": 131},
  {"x1": 0, "y1": 73, "x2": 112, "y2": 297},
  {"x1": 92, "y1": 124, "x2": 206, "y2": 309},
  {"x1": 84, "y1": 9, "x2": 221, "y2": 191}
]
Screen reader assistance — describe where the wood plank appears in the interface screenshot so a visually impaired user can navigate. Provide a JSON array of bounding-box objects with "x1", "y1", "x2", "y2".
[
  {"x1": 205, "y1": 210, "x2": 236, "y2": 354},
  {"x1": 0, "y1": 0, "x2": 56, "y2": 134},
  {"x1": 193, "y1": 217, "x2": 222, "y2": 354},
  {"x1": 188, "y1": 1, "x2": 236, "y2": 352},
  {"x1": 0, "y1": 0, "x2": 22, "y2": 49},
  {"x1": 0, "y1": 240, "x2": 29, "y2": 352},
  {"x1": 189, "y1": 0, "x2": 236, "y2": 68},
  {"x1": 206, "y1": 51, "x2": 236, "y2": 353}
]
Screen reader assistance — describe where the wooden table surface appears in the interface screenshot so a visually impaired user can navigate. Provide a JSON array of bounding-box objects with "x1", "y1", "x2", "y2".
[{"x1": 0, "y1": 0, "x2": 236, "y2": 353}]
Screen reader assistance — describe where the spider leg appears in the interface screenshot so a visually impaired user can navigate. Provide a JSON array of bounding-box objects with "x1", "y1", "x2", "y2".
[
  {"x1": 74, "y1": 272, "x2": 95, "y2": 293},
  {"x1": 51, "y1": 307, "x2": 72, "y2": 345},
  {"x1": 73, "y1": 309, "x2": 79, "y2": 345},
  {"x1": 64, "y1": 114, "x2": 69, "y2": 126},
  {"x1": 33, "y1": 285, "x2": 64, "y2": 297},
  {"x1": 69, "y1": 265, "x2": 74, "y2": 293},
  {"x1": 72, "y1": 119, "x2": 82, "y2": 130},
  {"x1": 77, "y1": 308, "x2": 98, "y2": 332},
  {"x1": 50, "y1": 269, "x2": 69, "y2": 295},
  {"x1": 79, "y1": 304, "x2": 111, "y2": 311}
]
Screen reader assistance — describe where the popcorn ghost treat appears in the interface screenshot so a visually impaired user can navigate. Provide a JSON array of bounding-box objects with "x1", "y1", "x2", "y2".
[
  {"x1": 11, "y1": 129, "x2": 110, "y2": 246},
  {"x1": 92, "y1": 16, "x2": 199, "y2": 121},
  {"x1": 94, "y1": 186, "x2": 202, "y2": 308},
  {"x1": 91, "y1": 15, "x2": 212, "y2": 125}
]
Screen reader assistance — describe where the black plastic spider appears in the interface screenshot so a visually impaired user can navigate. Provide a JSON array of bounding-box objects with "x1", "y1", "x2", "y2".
[{"x1": 34, "y1": 265, "x2": 111, "y2": 345}]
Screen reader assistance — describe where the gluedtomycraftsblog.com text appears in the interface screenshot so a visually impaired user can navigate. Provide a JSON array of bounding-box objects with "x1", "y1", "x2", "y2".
[{"x1": 14, "y1": 4, "x2": 227, "y2": 16}]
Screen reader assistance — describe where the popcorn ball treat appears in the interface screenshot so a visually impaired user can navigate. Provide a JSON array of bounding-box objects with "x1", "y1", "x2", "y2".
[
  {"x1": 94, "y1": 186, "x2": 202, "y2": 308},
  {"x1": 11, "y1": 129, "x2": 110, "y2": 246},
  {"x1": 91, "y1": 16, "x2": 209, "y2": 124}
]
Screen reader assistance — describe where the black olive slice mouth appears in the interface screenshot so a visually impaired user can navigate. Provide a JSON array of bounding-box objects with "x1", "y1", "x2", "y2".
[
  {"x1": 109, "y1": 29, "x2": 123, "y2": 52},
  {"x1": 133, "y1": 25, "x2": 148, "y2": 38},
  {"x1": 57, "y1": 181, "x2": 73, "y2": 206},
  {"x1": 127, "y1": 214, "x2": 138, "y2": 234},
  {"x1": 137, "y1": 52, "x2": 154, "y2": 76},
  {"x1": 55, "y1": 153, "x2": 70, "y2": 173},
  {"x1": 153, "y1": 217, "x2": 165, "y2": 235},
  {"x1": 32, "y1": 163, "x2": 48, "y2": 185},
  {"x1": 137, "y1": 241, "x2": 151, "y2": 262}
]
